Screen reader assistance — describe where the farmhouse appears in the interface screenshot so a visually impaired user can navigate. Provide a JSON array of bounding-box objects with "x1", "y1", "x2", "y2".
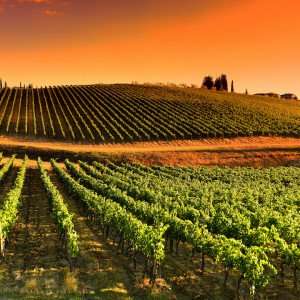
[
  {"x1": 254, "y1": 93, "x2": 280, "y2": 98},
  {"x1": 280, "y1": 93, "x2": 298, "y2": 100}
]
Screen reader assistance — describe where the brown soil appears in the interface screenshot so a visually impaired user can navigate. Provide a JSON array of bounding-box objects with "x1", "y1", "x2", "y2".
[
  {"x1": 0, "y1": 166, "x2": 67, "y2": 296},
  {"x1": 48, "y1": 171, "x2": 135, "y2": 299},
  {"x1": 121, "y1": 150, "x2": 300, "y2": 168},
  {"x1": 0, "y1": 161, "x2": 174, "y2": 299},
  {"x1": 1, "y1": 136, "x2": 300, "y2": 154},
  {"x1": 2, "y1": 136, "x2": 300, "y2": 167}
]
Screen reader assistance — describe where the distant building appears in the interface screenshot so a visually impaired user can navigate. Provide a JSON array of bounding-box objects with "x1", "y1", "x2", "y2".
[
  {"x1": 280, "y1": 93, "x2": 298, "y2": 100},
  {"x1": 254, "y1": 93, "x2": 280, "y2": 98}
]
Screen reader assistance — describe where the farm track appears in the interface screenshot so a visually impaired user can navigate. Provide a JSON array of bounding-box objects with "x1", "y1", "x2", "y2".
[
  {"x1": 3, "y1": 135, "x2": 300, "y2": 154},
  {"x1": 48, "y1": 171, "x2": 134, "y2": 298},
  {"x1": 0, "y1": 167, "x2": 66, "y2": 295},
  {"x1": 2, "y1": 135, "x2": 300, "y2": 168}
]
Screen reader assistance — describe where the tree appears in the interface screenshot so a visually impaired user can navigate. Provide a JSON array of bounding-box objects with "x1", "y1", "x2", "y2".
[
  {"x1": 245, "y1": 89, "x2": 248, "y2": 95},
  {"x1": 214, "y1": 77, "x2": 222, "y2": 91},
  {"x1": 231, "y1": 80, "x2": 234, "y2": 93},
  {"x1": 202, "y1": 76, "x2": 214, "y2": 90},
  {"x1": 220, "y1": 74, "x2": 228, "y2": 91}
]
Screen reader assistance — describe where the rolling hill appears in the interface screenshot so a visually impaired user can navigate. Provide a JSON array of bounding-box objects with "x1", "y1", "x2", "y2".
[{"x1": 0, "y1": 84, "x2": 299, "y2": 143}]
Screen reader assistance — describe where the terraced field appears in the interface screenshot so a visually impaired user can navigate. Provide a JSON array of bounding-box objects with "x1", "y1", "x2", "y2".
[
  {"x1": 0, "y1": 84, "x2": 300, "y2": 143},
  {"x1": 0, "y1": 154, "x2": 299, "y2": 299}
]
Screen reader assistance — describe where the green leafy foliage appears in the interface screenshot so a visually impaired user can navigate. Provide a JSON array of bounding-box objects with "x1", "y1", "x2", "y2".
[
  {"x1": 0, "y1": 156, "x2": 27, "y2": 255},
  {"x1": 38, "y1": 158, "x2": 79, "y2": 258},
  {"x1": 51, "y1": 159, "x2": 167, "y2": 263},
  {"x1": 0, "y1": 84, "x2": 300, "y2": 141}
]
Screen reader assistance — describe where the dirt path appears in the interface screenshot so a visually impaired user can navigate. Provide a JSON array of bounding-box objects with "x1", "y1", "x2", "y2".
[
  {"x1": 49, "y1": 171, "x2": 135, "y2": 299},
  {"x1": 2, "y1": 136, "x2": 300, "y2": 154},
  {"x1": 123, "y1": 149, "x2": 300, "y2": 167},
  {"x1": 0, "y1": 167, "x2": 67, "y2": 297},
  {"x1": 0, "y1": 161, "x2": 138, "y2": 299},
  {"x1": 2, "y1": 135, "x2": 300, "y2": 167}
]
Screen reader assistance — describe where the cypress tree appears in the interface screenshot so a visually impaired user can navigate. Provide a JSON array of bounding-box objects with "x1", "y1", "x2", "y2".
[
  {"x1": 214, "y1": 77, "x2": 222, "y2": 91},
  {"x1": 220, "y1": 74, "x2": 228, "y2": 91},
  {"x1": 231, "y1": 80, "x2": 234, "y2": 93}
]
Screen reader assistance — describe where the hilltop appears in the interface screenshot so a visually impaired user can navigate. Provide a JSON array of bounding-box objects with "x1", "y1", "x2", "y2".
[{"x1": 0, "y1": 84, "x2": 300, "y2": 144}]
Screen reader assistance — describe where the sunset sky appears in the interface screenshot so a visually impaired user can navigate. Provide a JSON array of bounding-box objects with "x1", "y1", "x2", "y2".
[{"x1": 0, "y1": 0, "x2": 299, "y2": 95}]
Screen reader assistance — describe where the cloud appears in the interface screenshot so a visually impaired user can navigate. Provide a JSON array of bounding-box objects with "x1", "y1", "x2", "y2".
[
  {"x1": 0, "y1": 0, "x2": 66, "y2": 15},
  {"x1": 16, "y1": 0, "x2": 51, "y2": 3}
]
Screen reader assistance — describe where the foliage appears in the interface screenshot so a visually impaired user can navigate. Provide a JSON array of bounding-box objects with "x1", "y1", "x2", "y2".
[
  {"x1": 38, "y1": 157, "x2": 79, "y2": 258},
  {"x1": 51, "y1": 159, "x2": 167, "y2": 264},
  {"x1": 0, "y1": 156, "x2": 27, "y2": 256},
  {"x1": 0, "y1": 84, "x2": 300, "y2": 141}
]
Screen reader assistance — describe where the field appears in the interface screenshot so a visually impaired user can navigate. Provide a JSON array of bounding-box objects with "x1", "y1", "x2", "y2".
[
  {"x1": 0, "y1": 153, "x2": 299, "y2": 299},
  {"x1": 0, "y1": 84, "x2": 299, "y2": 299},
  {"x1": 1, "y1": 84, "x2": 300, "y2": 143}
]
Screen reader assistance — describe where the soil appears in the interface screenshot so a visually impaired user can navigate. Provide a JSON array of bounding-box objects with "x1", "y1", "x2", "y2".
[
  {"x1": 2, "y1": 135, "x2": 300, "y2": 154},
  {"x1": 0, "y1": 161, "x2": 174, "y2": 299},
  {"x1": 2, "y1": 136, "x2": 300, "y2": 167},
  {"x1": 122, "y1": 150, "x2": 300, "y2": 168}
]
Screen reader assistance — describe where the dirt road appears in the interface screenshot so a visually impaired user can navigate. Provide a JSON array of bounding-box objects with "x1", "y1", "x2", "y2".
[
  {"x1": 2, "y1": 136, "x2": 300, "y2": 167},
  {"x1": 1, "y1": 136, "x2": 300, "y2": 154}
]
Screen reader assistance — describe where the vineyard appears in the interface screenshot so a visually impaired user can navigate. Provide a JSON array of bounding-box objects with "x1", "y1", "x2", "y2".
[
  {"x1": 0, "y1": 84, "x2": 300, "y2": 143},
  {"x1": 0, "y1": 154, "x2": 299, "y2": 299}
]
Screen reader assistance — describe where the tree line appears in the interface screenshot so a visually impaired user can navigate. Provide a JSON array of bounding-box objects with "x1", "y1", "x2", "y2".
[{"x1": 201, "y1": 74, "x2": 235, "y2": 92}]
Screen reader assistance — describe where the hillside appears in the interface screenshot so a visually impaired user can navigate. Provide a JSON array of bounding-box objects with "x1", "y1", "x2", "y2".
[
  {"x1": 0, "y1": 155, "x2": 298, "y2": 299},
  {"x1": 0, "y1": 84, "x2": 300, "y2": 143}
]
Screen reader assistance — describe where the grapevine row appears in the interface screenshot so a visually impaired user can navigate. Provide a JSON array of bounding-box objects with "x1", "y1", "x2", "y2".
[
  {"x1": 38, "y1": 158, "x2": 79, "y2": 258},
  {"x1": 51, "y1": 159, "x2": 167, "y2": 279},
  {"x1": 0, "y1": 156, "x2": 27, "y2": 256}
]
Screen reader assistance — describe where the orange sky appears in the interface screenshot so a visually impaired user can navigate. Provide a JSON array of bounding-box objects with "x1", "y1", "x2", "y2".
[{"x1": 0, "y1": 0, "x2": 300, "y2": 95}]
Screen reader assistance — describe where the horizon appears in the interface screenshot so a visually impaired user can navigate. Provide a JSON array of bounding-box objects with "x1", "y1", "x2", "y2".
[
  {"x1": 0, "y1": 81, "x2": 298, "y2": 98},
  {"x1": 0, "y1": 0, "x2": 299, "y2": 96}
]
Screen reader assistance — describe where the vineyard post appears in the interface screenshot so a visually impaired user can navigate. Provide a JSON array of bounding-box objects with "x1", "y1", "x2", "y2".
[
  {"x1": 0, "y1": 231, "x2": 4, "y2": 257},
  {"x1": 224, "y1": 267, "x2": 229, "y2": 286},
  {"x1": 105, "y1": 226, "x2": 110, "y2": 239},
  {"x1": 293, "y1": 266, "x2": 298, "y2": 289},
  {"x1": 133, "y1": 250, "x2": 137, "y2": 270},
  {"x1": 201, "y1": 252, "x2": 205, "y2": 274},
  {"x1": 144, "y1": 258, "x2": 148, "y2": 277},
  {"x1": 280, "y1": 260, "x2": 284, "y2": 282},
  {"x1": 150, "y1": 259, "x2": 158, "y2": 284},
  {"x1": 175, "y1": 240, "x2": 180, "y2": 254},
  {"x1": 236, "y1": 274, "x2": 243, "y2": 293},
  {"x1": 67, "y1": 250, "x2": 74, "y2": 272},
  {"x1": 169, "y1": 238, "x2": 174, "y2": 253}
]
